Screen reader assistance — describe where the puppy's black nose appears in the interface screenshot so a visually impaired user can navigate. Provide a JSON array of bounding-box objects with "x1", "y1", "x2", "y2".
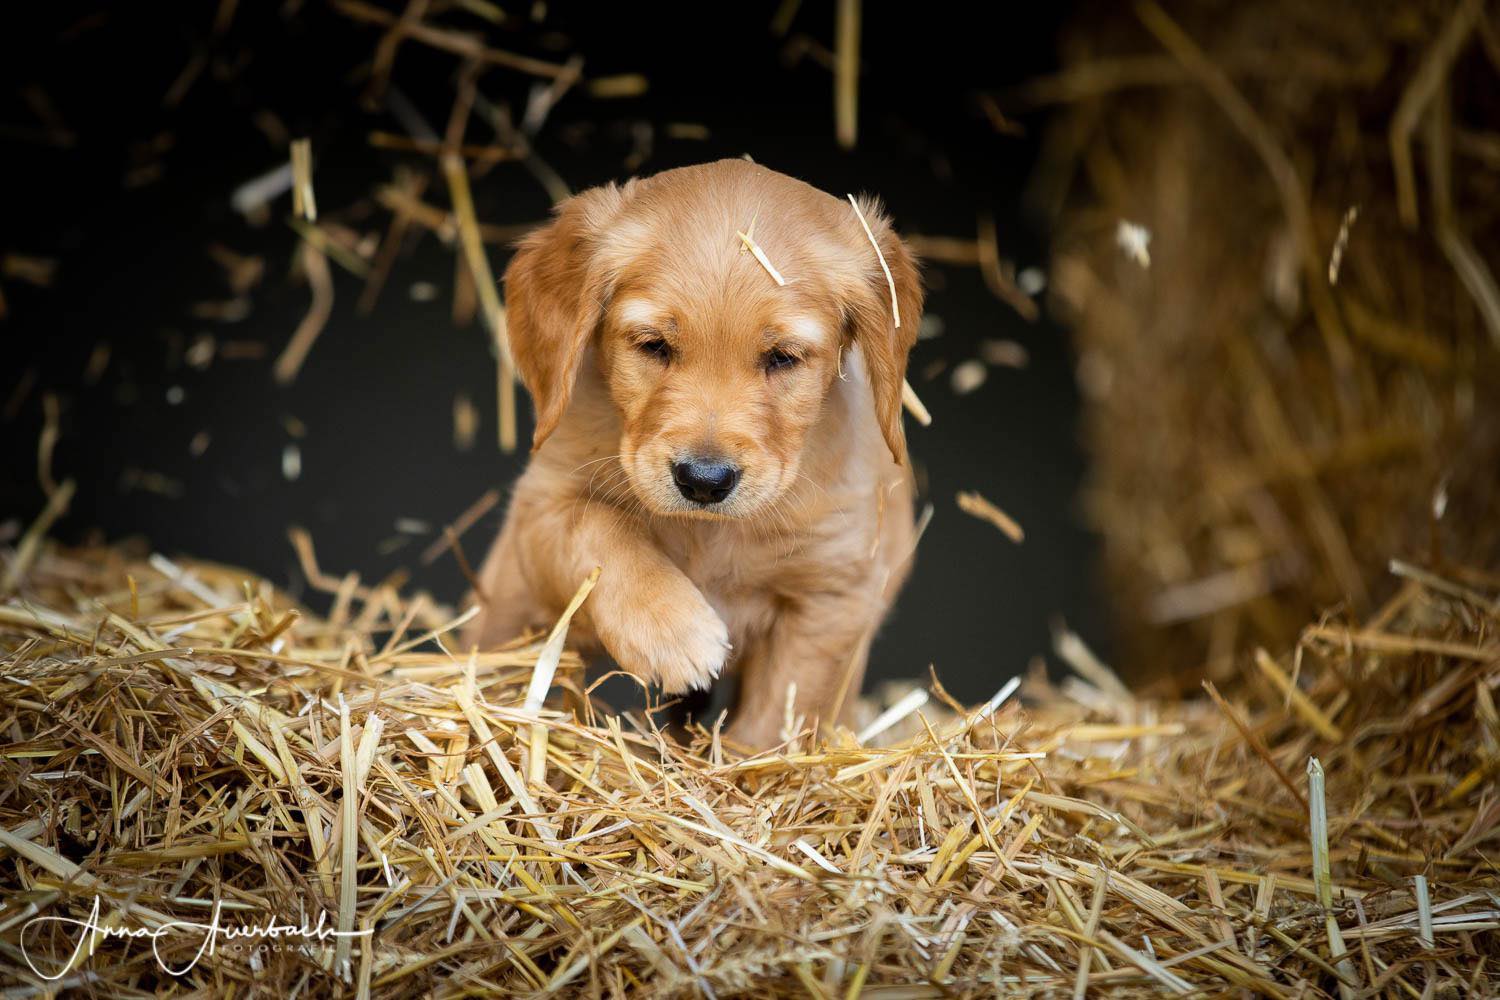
[{"x1": 672, "y1": 459, "x2": 740, "y2": 504}]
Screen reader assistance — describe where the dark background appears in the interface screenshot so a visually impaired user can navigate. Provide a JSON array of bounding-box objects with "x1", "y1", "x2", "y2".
[{"x1": 0, "y1": 1, "x2": 1108, "y2": 704}]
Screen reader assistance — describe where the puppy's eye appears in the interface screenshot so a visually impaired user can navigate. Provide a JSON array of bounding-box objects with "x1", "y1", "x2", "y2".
[
  {"x1": 764, "y1": 348, "x2": 800, "y2": 373},
  {"x1": 637, "y1": 337, "x2": 672, "y2": 363}
]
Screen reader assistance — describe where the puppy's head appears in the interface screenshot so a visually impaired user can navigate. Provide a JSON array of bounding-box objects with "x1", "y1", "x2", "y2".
[{"x1": 504, "y1": 159, "x2": 922, "y2": 519}]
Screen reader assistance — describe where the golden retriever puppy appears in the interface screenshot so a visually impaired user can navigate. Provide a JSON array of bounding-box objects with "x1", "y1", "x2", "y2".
[{"x1": 463, "y1": 158, "x2": 922, "y2": 748}]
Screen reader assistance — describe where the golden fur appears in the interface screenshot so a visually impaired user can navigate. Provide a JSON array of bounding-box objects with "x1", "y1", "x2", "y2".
[{"x1": 463, "y1": 159, "x2": 922, "y2": 748}]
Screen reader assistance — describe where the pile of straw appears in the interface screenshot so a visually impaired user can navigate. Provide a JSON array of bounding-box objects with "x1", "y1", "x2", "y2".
[
  {"x1": 3, "y1": 530, "x2": 1497, "y2": 996},
  {"x1": 1023, "y1": 0, "x2": 1500, "y2": 678}
]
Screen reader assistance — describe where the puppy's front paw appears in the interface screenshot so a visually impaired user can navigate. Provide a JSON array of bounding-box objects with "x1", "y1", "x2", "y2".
[{"x1": 592, "y1": 575, "x2": 730, "y2": 694}]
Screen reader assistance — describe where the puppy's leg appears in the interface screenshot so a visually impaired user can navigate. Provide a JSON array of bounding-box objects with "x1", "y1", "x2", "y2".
[
  {"x1": 726, "y1": 602, "x2": 875, "y2": 749},
  {"x1": 463, "y1": 495, "x2": 729, "y2": 692},
  {"x1": 494, "y1": 496, "x2": 732, "y2": 692},
  {"x1": 462, "y1": 515, "x2": 548, "y2": 650},
  {"x1": 572, "y1": 510, "x2": 732, "y2": 695}
]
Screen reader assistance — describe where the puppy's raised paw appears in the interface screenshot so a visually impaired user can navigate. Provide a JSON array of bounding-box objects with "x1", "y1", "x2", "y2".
[{"x1": 592, "y1": 573, "x2": 730, "y2": 694}]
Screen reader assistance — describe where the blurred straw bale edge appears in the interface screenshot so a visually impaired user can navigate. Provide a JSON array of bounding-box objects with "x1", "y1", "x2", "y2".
[{"x1": 1020, "y1": 0, "x2": 1500, "y2": 684}]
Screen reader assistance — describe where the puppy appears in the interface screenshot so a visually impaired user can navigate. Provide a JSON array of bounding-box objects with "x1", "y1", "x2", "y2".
[{"x1": 463, "y1": 159, "x2": 922, "y2": 748}]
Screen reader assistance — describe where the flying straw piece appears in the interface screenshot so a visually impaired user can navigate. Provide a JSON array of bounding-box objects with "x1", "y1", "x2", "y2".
[
  {"x1": 524, "y1": 566, "x2": 601, "y2": 785},
  {"x1": 834, "y1": 0, "x2": 861, "y2": 149},
  {"x1": 901, "y1": 380, "x2": 931, "y2": 425},
  {"x1": 273, "y1": 243, "x2": 334, "y2": 385},
  {"x1": 1116, "y1": 219, "x2": 1152, "y2": 267},
  {"x1": 442, "y1": 153, "x2": 516, "y2": 453},
  {"x1": 1327, "y1": 205, "x2": 1359, "y2": 284},
  {"x1": 586, "y1": 73, "x2": 649, "y2": 99},
  {"x1": 950, "y1": 359, "x2": 988, "y2": 395},
  {"x1": 289, "y1": 138, "x2": 317, "y2": 222},
  {"x1": 333, "y1": 0, "x2": 572, "y2": 80},
  {"x1": 856, "y1": 688, "x2": 929, "y2": 744},
  {"x1": 420, "y1": 488, "x2": 500, "y2": 566},
  {"x1": 232, "y1": 162, "x2": 293, "y2": 217},
  {"x1": 735, "y1": 226, "x2": 786, "y2": 285},
  {"x1": 981, "y1": 338, "x2": 1029, "y2": 368},
  {"x1": 977, "y1": 213, "x2": 1040, "y2": 321},
  {"x1": 1, "y1": 478, "x2": 72, "y2": 595},
  {"x1": 2, "y1": 253, "x2": 56, "y2": 287},
  {"x1": 281, "y1": 443, "x2": 302, "y2": 481},
  {"x1": 452, "y1": 391, "x2": 478, "y2": 451},
  {"x1": 972, "y1": 675, "x2": 1022, "y2": 726},
  {"x1": 956, "y1": 490, "x2": 1025, "y2": 543}
]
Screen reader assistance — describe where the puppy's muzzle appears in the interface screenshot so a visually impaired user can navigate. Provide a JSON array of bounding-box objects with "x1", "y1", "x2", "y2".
[{"x1": 672, "y1": 458, "x2": 740, "y2": 505}]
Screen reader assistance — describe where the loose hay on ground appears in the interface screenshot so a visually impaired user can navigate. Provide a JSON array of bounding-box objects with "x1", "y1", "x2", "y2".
[{"x1": 1, "y1": 536, "x2": 1497, "y2": 996}]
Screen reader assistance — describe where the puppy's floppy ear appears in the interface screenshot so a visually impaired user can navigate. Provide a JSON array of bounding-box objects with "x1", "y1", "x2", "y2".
[
  {"x1": 504, "y1": 182, "x2": 632, "y2": 450},
  {"x1": 843, "y1": 195, "x2": 924, "y2": 466}
]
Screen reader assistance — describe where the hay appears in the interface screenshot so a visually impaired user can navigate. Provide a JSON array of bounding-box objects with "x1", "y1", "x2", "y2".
[
  {"x1": 289, "y1": 139, "x2": 318, "y2": 224},
  {"x1": 273, "y1": 242, "x2": 334, "y2": 387},
  {"x1": 956, "y1": 491, "x2": 1026, "y2": 544},
  {"x1": 847, "y1": 192, "x2": 933, "y2": 428},
  {"x1": 834, "y1": 0, "x2": 861, "y2": 150},
  {"x1": 1025, "y1": 0, "x2": 1500, "y2": 679},
  {"x1": 735, "y1": 223, "x2": 788, "y2": 287},
  {"x1": 3, "y1": 530, "x2": 1498, "y2": 996},
  {"x1": 848, "y1": 194, "x2": 901, "y2": 329}
]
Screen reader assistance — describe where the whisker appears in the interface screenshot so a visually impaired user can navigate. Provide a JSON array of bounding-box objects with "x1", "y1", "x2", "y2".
[{"x1": 571, "y1": 453, "x2": 625, "y2": 476}]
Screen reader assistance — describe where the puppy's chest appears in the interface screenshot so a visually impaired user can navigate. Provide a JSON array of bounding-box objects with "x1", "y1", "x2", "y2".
[{"x1": 659, "y1": 531, "x2": 858, "y2": 636}]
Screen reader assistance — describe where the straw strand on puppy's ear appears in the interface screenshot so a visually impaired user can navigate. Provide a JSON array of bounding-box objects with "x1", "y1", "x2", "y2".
[
  {"x1": 504, "y1": 183, "x2": 630, "y2": 451},
  {"x1": 844, "y1": 196, "x2": 923, "y2": 466}
]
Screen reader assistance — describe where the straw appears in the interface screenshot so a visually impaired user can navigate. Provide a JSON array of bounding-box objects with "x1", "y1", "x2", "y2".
[
  {"x1": 420, "y1": 488, "x2": 501, "y2": 566},
  {"x1": 290, "y1": 138, "x2": 317, "y2": 222},
  {"x1": 735, "y1": 223, "x2": 787, "y2": 286},
  {"x1": 847, "y1": 194, "x2": 899, "y2": 328},
  {"x1": 1414, "y1": 875, "x2": 1436, "y2": 950},
  {"x1": 955, "y1": 490, "x2": 1025, "y2": 543},
  {"x1": 273, "y1": 242, "x2": 334, "y2": 385},
  {"x1": 442, "y1": 153, "x2": 516, "y2": 453},
  {"x1": 833, "y1": 0, "x2": 860, "y2": 149},
  {"x1": 1326, "y1": 205, "x2": 1358, "y2": 285},
  {"x1": 523, "y1": 567, "x2": 600, "y2": 785},
  {"x1": 333, "y1": 0, "x2": 572, "y2": 80},
  {"x1": 2, "y1": 537, "x2": 1490, "y2": 995},
  {"x1": 900, "y1": 380, "x2": 931, "y2": 426},
  {"x1": 855, "y1": 687, "x2": 928, "y2": 744},
  {"x1": 1, "y1": 478, "x2": 72, "y2": 595}
]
